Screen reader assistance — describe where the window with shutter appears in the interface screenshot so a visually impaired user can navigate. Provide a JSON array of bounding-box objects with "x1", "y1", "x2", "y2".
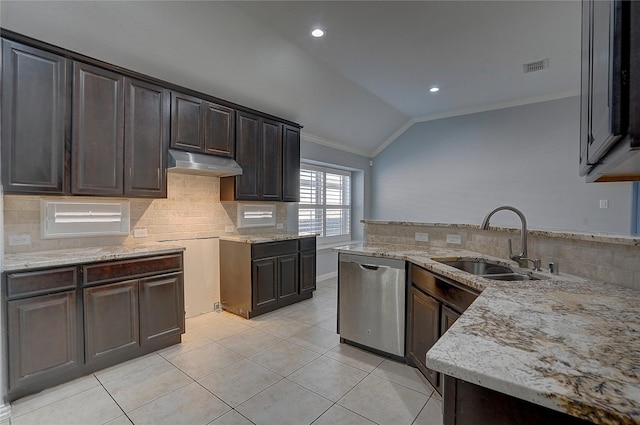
[{"x1": 299, "y1": 164, "x2": 351, "y2": 243}]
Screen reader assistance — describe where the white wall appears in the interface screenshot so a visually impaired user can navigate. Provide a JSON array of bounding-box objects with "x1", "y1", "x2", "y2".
[{"x1": 371, "y1": 96, "x2": 633, "y2": 234}]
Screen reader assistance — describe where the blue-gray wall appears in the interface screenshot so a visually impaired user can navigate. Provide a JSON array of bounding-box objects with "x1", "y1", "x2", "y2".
[{"x1": 371, "y1": 96, "x2": 633, "y2": 234}]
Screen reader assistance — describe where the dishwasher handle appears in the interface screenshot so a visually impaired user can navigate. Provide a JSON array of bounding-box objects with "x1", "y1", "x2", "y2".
[{"x1": 359, "y1": 264, "x2": 390, "y2": 271}]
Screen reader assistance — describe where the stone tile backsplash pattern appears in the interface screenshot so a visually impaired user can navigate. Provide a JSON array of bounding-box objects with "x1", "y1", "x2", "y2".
[
  {"x1": 3, "y1": 173, "x2": 290, "y2": 254},
  {"x1": 364, "y1": 221, "x2": 640, "y2": 290}
]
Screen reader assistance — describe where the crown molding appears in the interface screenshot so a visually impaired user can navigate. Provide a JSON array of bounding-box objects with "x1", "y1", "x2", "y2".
[{"x1": 301, "y1": 132, "x2": 372, "y2": 158}]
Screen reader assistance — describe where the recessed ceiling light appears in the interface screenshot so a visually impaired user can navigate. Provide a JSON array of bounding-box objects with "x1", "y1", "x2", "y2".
[
  {"x1": 429, "y1": 87, "x2": 440, "y2": 93},
  {"x1": 311, "y1": 28, "x2": 325, "y2": 38}
]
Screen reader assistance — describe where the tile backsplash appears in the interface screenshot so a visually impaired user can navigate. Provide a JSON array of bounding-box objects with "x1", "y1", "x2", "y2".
[
  {"x1": 363, "y1": 221, "x2": 640, "y2": 290},
  {"x1": 3, "y1": 173, "x2": 291, "y2": 254}
]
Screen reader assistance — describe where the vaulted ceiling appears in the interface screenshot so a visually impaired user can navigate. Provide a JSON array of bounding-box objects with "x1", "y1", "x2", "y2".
[{"x1": 1, "y1": 1, "x2": 581, "y2": 157}]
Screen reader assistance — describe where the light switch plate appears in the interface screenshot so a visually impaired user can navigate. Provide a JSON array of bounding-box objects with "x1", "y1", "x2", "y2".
[{"x1": 446, "y1": 234, "x2": 462, "y2": 244}]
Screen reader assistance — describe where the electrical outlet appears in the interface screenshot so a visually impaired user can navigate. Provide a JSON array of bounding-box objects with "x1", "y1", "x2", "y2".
[
  {"x1": 599, "y1": 199, "x2": 609, "y2": 209},
  {"x1": 225, "y1": 225, "x2": 235, "y2": 233},
  {"x1": 133, "y1": 228, "x2": 148, "y2": 238},
  {"x1": 446, "y1": 234, "x2": 462, "y2": 244},
  {"x1": 213, "y1": 302, "x2": 221, "y2": 312},
  {"x1": 8, "y1": 235, "x2": 31, "y2": 246},
  {"x1": 414, "y1": 232, "x2": 429, "y2": 242},
  {"x1": 277, "y1": 223, "x2": 284, "y2": 230}
]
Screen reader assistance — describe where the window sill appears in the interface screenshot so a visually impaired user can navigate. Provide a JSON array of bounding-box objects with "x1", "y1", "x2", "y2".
[{"x1": 316, "y1": 240, "x2": 362, "y2": 253}]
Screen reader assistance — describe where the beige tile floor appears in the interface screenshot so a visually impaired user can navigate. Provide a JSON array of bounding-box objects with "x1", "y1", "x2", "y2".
[{"x1": 6, "y1": 278, "x2": 443, "y2": 425}]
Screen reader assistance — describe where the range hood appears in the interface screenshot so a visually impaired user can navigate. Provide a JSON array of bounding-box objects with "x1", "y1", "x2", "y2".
[{"x1": 167, "y1": 149, "x2": 242, "y2": 177}]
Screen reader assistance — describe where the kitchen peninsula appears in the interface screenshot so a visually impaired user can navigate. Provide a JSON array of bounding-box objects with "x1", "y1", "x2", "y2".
[{"x1": 335, "y1": 220, "x2": 640, "y2": 425}]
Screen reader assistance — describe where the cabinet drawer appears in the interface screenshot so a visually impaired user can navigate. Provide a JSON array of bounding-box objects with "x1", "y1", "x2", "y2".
[
  {"x1": 6, "y1": 267, "x2": 77, "y2": 299},
  {"x1": 252, "y1": 240, "x2": 298, "y2": 259},
  {"x1": 83, "y1": 254, "x2": 183, "y2": 286},
  {"x1": 299, "y1": 237, "x2": 316, "y2": 252},
  {"x1": 411, "y1": 265, "x2": 478, "y2": 313}
]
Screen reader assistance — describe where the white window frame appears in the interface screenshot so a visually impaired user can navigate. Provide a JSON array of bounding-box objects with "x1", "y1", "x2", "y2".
[
  {"x1": 298, "y1": 162, "x2": 351, "y2": 244},
  {"x1": 41, "y1": 200, "x2": 130, "y2": 239}
]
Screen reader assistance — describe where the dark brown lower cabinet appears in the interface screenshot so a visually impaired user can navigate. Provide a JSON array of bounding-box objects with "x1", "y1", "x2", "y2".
[
  {"x1": 443, "y1": 375, "x2": 595, "y2": 425},
  {"x1": 2, "y1": 252, "x2": 184, "y2": 401},
  {"x1": 84, "y1": 280, "x2": 139, "y2": 364},
  {"x1": 406, "y1": 286, "x2": 440, "y2": 389},
  {"x1": 7, "y1": 291, "x2": 80, "y2": 392},
  {"x1": 299, "y1": 237, "x2": 316, "y2": 294},
  {"x1": 406, "y1": 264, "x2": 478, "y2": 394},
  {"x1": 220, "y1": 237, "x2": 316, "y2": 319},
  {"x1": 139, "y1": 273, "x2": 185, "y2": 345}
]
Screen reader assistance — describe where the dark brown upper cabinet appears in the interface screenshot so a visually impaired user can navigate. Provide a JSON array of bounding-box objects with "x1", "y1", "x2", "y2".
[
  {"x1": 72, "y1": 62, "x2": 125, "y2": 196},
  {"x1": 170, "y1": 91, "x2": 235, "y2": 158},
  {"x1": 72, "y1": 64, "x2": 169, "y2": 198},
  {"x1": 221, "y1": 112, "x2": 300, "y2": 202},
  {"x1": 282, "y1": 125, "x2": 301, "y2": 202},
  {"x1": 1, "y1": 40, "x2": 70, "y2": 194},
  {"x1": 261, "y1": 118, "x2": 283, "y2": 201},
  {"x1": 124, "y1": 78, "x2": 170, "y2": 198}
]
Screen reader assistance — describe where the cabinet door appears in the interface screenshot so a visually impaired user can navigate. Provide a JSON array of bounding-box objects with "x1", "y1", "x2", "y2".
[
  {"x1": 261, "y1": 119, "x2": 283, "y2": 200},
  {"x1": 441, "y1": 305, "x2": 461, "y2": 336},
  {"x1": 407, "y1": 287, "x2": 440, "y2": 390},
  {"x1": 139, "y1": 273, "x2": 185, "y2": 345},
  {"x1": 1, "y1": 40, "x2": 69, "y2": 194},
  {"x1": 252, "y1": 257, "x2": 278, "y2": 309},
  {"x1": 124, "y1": 78, "x2": 169, "y2": 198},
  {"x1": 204, "y1": 102, "x2": 235, "y2": 157},
  {"x1": 170, "y1": 91, "x2": 203, "y2": 152},
  {"x1": 72, "y1": 62, "x2": 124, "y2": 195},
  {"x1": 278, "y1": 253, "x2": 299, "y2": 301},
  {"x1": 84, "y1": 280, "x2": 139, "y2": 364},
  {"x1": 282, "y1": 125, "x2": 300, "y2": 202},
  {"x1": 299, "y1": 250, "x2": 316, "y2": 294},
  {"x1": 7, "y1": 291, "x2": 79, "y2": 390},
  {"x1": 235, "y1": 111, "x2": 261, "y2": 200}
]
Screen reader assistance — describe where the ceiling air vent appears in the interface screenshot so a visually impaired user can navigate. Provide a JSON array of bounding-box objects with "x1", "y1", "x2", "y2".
[{"x1": 523, "y1": 59, "x2": 549, "y2": 73}]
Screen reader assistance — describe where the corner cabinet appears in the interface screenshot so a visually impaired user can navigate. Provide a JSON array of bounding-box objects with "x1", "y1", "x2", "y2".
[
  {"x1": 219, "y1": 237, "x2": 316, "y2": 318},
  {"x1": 220, "y1": 111, "x2": 300, "y2": 202},
  {"x1": 2, "y1": 251, "x2": 184, "y2": 401},
  {"x1": 406, "y1": 265, "x2": 478, "y2": 394}
]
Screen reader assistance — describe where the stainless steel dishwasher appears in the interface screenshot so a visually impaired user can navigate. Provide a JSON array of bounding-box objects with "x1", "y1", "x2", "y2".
[{"x1": 338, "y1": 253, "x2": 406, "y2": 357}]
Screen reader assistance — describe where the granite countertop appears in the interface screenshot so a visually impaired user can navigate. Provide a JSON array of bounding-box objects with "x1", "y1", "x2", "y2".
[
  {"x1": 3, "y1": 243, "x2": 186, "y2": 272},
  {"x1": 335, "y1": 243, "x2": 640, "y2": 424},
  {"x1": 219, "y1": 232, "x2": 318, "y2": 244}
]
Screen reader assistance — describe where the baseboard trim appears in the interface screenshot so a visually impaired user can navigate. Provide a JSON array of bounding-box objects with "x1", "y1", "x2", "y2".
[{"x1": 0, "y1": 403, "x2": 11, "y2": 421}]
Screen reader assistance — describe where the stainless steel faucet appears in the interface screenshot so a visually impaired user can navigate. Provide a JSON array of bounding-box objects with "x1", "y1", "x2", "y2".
[{"x1": 480, "y1": 206, "x2": 541, "y2": 270}]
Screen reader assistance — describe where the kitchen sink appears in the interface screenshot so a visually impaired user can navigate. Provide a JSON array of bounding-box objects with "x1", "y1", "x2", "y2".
[
  {"x1": 437, "y1": 259, "x2": 543, "y2": 281},
  {"x1": 439, "y1": 260, "x2": 513, "y2": 275}
]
